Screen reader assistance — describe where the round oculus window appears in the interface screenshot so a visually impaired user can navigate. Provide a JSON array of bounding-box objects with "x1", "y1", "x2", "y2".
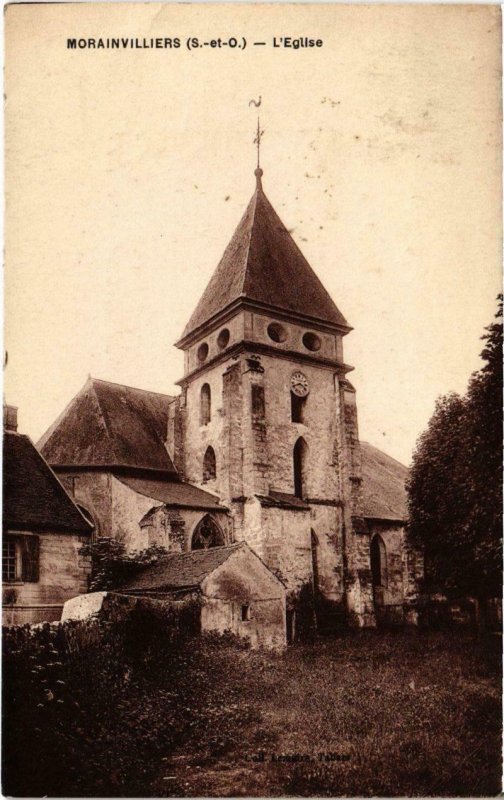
[
  {"x1": 267, "y1": 322, "x2": 288, "y2": 343},
  {"x1": 197, "y1": 342, "x2": 209, "y2": 362},
  {"x1": 217, "y1": 328, "x2": 230, "y2": 349},
  {"x1": 302, "y1": 331, "x2": 322, "y2": 352}
]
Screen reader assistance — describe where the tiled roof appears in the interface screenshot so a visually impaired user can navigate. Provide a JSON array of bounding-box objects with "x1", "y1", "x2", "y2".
[
  {"x1": 115, "y1": 475, "x2": 225, "y2": 511},
  {"x1": 181, "y1": 175, "x2": 349, "y2": 340},
  {"x1": 360, "y1": 442, "x2": 408, "y2": 522},
  {"x1": 38, "y1": 378, "x2": 177, "y2": 475},
  {"x1": 121, "y1": 543, "x2": 244, "y2": 591},
  {"x1": 3, "y1": 431, "x2": 93, "y2": 534}
]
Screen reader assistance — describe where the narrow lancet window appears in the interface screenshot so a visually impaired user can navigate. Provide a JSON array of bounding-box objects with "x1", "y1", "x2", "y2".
[
  {"x1": 203, "y1": 445, "x2": 217, "y2": 482},
  {"x1": 200, "y1": 383, "x2": 211, "y2": 425}
]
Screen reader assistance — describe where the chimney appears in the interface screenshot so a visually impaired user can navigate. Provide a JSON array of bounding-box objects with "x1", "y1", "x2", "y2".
[{"x1": 4, "y1": 404, "x2": 18, "y2": 432}]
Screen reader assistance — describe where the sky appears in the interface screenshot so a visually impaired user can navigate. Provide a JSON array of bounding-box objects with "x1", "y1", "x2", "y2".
[{"x1": 4, "y1": 3, "x2": 502, "y2": 465}]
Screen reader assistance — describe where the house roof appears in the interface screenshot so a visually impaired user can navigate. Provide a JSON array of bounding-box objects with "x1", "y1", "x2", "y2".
[
  {"x1": 115, "y1": 475, "x2": 225, "y2": 511},
  {"x1": 360, "y1": 442, "x2": 408, "y2": 522},
  {"x1": 38, "y1": 378, "x2": 177, "y2": 476},
  {"x1": 180, "y1": 172, "x2": 350, "y2": 342},
  {"x1": 120, "y1": 542, "x2": 244, "y2": 592},
  {"x1": 3, "y1": 431, "x2": 93, "y2": 534}
]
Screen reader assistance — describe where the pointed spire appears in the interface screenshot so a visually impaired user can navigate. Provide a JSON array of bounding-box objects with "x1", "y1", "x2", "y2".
[{"x1": 178, "y1": 173, "x2": 350, "y2": 343}]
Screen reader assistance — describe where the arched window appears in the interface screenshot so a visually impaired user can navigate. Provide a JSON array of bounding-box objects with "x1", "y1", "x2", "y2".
[
  {"x1": 293, "y1": 437, "x2": 308, "y2": 498},
  {"x1": 200, "y1": 383, "x2": 211, "y2": 426},
  {"x1": 311, "y1": 530, "x2": 319, "y2": 590},
  {"x1": 202, "y1": 446, "x2": 216, "y2": 483},
  {"x1": 291, "y1": 392, "x2": 306, "y2": 423},
  {"x1": 192, "y1": 515, "x2": 225, "y2": 550},
  {"x1": 370, "y1": 535, "x2": 387, "y2": 588}
]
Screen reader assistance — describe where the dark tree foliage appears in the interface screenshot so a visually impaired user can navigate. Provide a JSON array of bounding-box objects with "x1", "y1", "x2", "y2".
[
  {"x1": 80, "y1": 537, "x2": 169, "y2": 591},
  {"x1": 407, "y1": 296, "x2": 503, "y2": 599}
]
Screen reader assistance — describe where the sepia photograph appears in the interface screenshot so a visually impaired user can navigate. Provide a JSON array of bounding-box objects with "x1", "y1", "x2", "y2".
[{"x1": 2, "y1": 3, "x2": 503, "y2": 797}]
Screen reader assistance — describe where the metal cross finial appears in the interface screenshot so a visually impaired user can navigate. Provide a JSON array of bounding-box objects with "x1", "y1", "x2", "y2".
[{"x1": 253, "y1": 116, "x2": 264, "y2": 170}]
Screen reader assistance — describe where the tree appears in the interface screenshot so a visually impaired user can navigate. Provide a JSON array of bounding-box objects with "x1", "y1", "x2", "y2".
[
  {"x1": 407, "y1": 296, "x2": 502, "y2": 600},
  {"x1": 80, "y1": 537, "x2": 169, "y2": 591}
]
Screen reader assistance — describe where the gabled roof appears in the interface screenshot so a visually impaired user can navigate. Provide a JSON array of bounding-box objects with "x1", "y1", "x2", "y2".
[
  {"x1": 3, "y1": 431, "x2": 93, "y2": 534},
  {"x1": 116, "y1": 475, "x2": 225, "y2": 512},
  {"x1": 180, "y1": 173, "x2": 349, "y2": 342},
  {"x1": 120, "y1": 543, "x2": 244, "y2": 592},
  {"x1": 360, "y1": 442, "x2": 408, "y2": 522},
  {"x1": 38, "y1": 378, "x2": 177, "y2": 476}
]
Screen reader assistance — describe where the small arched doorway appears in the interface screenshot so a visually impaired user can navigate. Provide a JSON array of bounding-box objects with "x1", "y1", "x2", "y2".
[
  {"x1": 370, "y1": 534, "x2": 387, "y2": 589},
  {"x1": 370, "y1": 534, "x2": 388, "y2": 627},
  {"x1": 191, "y1": 515, "x2": 225, "y2": 550}
]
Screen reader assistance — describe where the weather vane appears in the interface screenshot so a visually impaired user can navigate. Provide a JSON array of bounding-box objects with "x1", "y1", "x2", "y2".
[{"x1": 249, "y1": 97, "x2": 264, "y2": 171}]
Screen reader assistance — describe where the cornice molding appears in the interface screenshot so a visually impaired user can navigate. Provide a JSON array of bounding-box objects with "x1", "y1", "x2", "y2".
[
  {"x1": 176, "y1": 339, "x2": 354, "y2": 386},
  {"x1": 175, "y1": 297, "x2": 352, "y2": 350}
]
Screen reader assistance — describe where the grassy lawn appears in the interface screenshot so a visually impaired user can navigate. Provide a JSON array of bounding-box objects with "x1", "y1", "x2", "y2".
[{"x1": 154, "y1": 628, "x2": 502, "y2": 797}]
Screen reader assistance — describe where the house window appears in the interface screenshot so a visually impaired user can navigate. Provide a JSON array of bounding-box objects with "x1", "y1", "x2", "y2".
[
  {"x1": 2, "y1": 535, "x2": 39, "y2": 583},
  {"x1": 291, "y1": 392, "x2": 306, "y2": 423},
  {"x1": 202, "y1": 446, "x2": 217, "y2": 482},
  {"x1": 200, "y1": 383, "x2": 211, "y2": 426},
  {"x1": 293, "y1": 437, "x2": 308, "y2": 498},
  {"x1": 3, "y1": 538, "x2": 17, "y2": 581},
  {"x1": 241, "y1": 604, "x2": 252, "y2": 622}
]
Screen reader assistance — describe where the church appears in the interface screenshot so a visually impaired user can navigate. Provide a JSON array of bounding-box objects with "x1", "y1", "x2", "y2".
[{"x1": 38, "y1": 164, "x2": 423, "y2": 638}]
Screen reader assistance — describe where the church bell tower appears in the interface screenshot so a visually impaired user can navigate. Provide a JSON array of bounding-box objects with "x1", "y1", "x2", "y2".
[{"x1": 167, "y1": 159, "x2": 376, "y2": 630}]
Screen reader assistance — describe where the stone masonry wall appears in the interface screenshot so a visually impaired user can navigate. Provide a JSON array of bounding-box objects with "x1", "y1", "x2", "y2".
[
  {"x1": 57, "y1": 471, "x2": 112, "y2": 539},
  {"x1": 3, "y1": 532, "x2": 91, "y2": 625}
]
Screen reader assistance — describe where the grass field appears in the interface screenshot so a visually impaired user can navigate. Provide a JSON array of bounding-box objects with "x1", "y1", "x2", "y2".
[
  {"x1": 154, "y1": 628, "x2": 502, "y2": 797},
  {"x1": 3, "y1": 622, "x2": 501, "y2": 797}
]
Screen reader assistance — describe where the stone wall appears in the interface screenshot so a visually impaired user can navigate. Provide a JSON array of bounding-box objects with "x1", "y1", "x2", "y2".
[
  {"x1": 3, "y1": 532, "x2": 91, "y2": 625},
  {"x1": 140, "y1": 505, "x2": 232, "y2": 552},
  {"x1": 57, "y1": 471, "x2": 112, "y2": 539},
  {"x1": 110, "y1": 476, "x2": 155, "y2": 551},
  {"x1": 201, "y1": 597, "x2": 286, "y2": 650},
  {"x1": 201, "y1": 544, "x2": 287, "y2": 649}
]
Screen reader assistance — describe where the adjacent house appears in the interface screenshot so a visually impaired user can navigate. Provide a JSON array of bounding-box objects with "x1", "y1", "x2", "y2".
[{"x1": 3, "y1": 405, "x2": 93, "y2": 624}]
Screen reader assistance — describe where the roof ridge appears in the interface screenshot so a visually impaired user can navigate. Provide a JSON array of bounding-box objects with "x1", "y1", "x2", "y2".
[
  {"x1": 239, "y1": 183, "x2": 260, "y2": 297},
  {"x1": 90, "y1": 377, "x2": 175, "y2": 399},
  {"x1": 36, "y1": 378, "x2": 92, "y2": 451},
  {"x1": 157, "y1": 542, "x2": 243, "y2": 562}
]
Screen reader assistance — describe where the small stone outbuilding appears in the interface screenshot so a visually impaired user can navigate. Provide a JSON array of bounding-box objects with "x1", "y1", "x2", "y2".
[{"x1": 120, "y1": 542, "x2": 286, "y2": 649}]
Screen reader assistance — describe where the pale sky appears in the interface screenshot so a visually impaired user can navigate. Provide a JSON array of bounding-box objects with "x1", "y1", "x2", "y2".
[{"x1": 5, "y1": 3, "x2": 502, "y2": 465}]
